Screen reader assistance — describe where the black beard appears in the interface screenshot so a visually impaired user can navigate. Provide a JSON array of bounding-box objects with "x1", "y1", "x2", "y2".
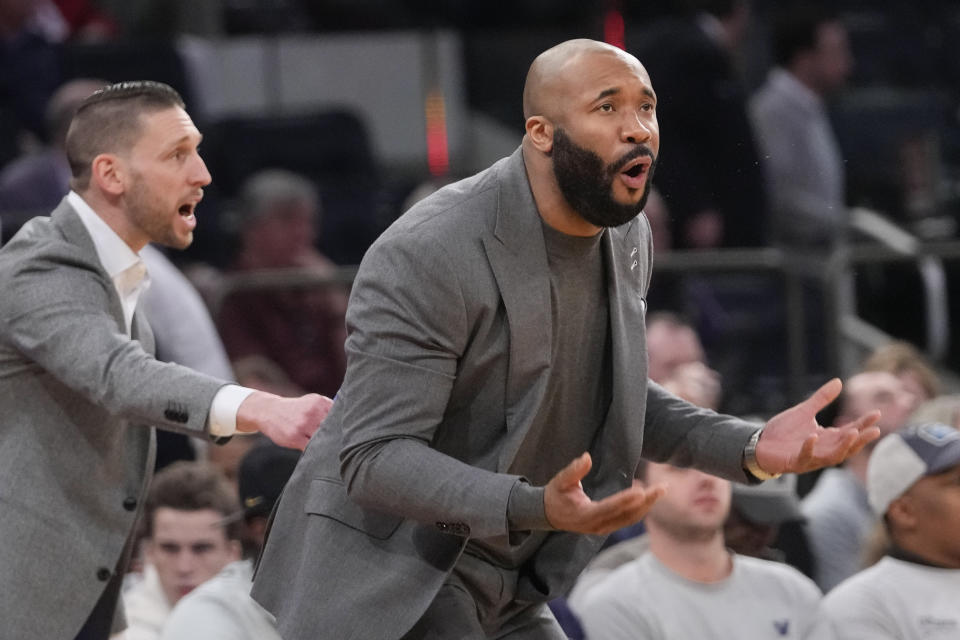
[{"x1": 551, "y1": 127, "x2": 657, "y2": 228}]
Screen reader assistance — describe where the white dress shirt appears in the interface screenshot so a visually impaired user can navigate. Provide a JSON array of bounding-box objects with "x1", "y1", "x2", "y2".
[{"x1": 68, "y1": 191, "x2": 251, "y2": 436}]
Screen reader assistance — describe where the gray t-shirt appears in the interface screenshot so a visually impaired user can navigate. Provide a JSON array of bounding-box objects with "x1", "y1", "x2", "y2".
[
  {"x1": 572, "y1": 552, "x2": 822, "y2": 639},
  {"x1": 467, "y1": 221, "x2": 611, "y2": 569},
  {"x1": 801, "y1": 467, "x2": 875, "y2": 591},
  {"x1": 817, "y1": 556, "x2": 960, "y2": 640}
]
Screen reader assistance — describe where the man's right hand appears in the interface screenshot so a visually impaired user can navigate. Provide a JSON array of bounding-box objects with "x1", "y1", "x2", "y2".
[
  {"x1": 544, "y1": 452, "x2": 666, "y2": 535},
  {"x1": 235, "y1": 391, "x2": 333, "y2": 450}
]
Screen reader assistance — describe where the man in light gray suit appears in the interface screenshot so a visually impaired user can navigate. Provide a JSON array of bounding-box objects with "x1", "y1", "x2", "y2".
[
  {"x1": 0, "y1": 81, "x2": 332, "y2": 640},
  {"x1": 252, "y1": 40, "x2": 880, "y2": 639}
]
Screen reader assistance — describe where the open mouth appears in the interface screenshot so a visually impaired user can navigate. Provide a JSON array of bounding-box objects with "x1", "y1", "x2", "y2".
[
  {"x1": 178, "y1": 203, "x2": 195, "y2": 217},
  {"x1": 618, "y1": 157, "x2": 651, "y2": 189}
]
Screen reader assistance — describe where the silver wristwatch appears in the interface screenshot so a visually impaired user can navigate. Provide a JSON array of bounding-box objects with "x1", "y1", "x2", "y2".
[{"x1": 743, "y1": 428, "x2": 782, "y2": 481}]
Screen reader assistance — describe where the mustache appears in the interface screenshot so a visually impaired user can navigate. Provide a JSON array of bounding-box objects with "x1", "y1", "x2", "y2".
[{"x1": 609, "y1": 145, "x2": 656, "y2": 174}]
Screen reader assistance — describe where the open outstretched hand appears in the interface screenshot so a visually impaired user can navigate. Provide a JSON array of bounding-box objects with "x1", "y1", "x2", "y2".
[
  {"x1": 544, "y1": 453, "x2": 666, "y2": 535},
  {"x1": 756, "y1": 378, "x2": 881, "y2": 475}
]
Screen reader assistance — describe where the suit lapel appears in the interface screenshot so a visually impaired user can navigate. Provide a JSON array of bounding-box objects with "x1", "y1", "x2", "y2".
[
  {"x1": 131, "y1": 309, "x2": 155, "y2": 355},
  {"x1": 589, "y1": 220, "x2": 650, "y2": 497},
  {"x1": 481, "y1": 150, "x2": 553, "y2": 472},
  {"x1": 52, "y1": 201, "x2": 127, "y2": 334}
]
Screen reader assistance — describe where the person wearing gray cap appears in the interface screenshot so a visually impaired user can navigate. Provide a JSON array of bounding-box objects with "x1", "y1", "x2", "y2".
[
  {"x1": 725, "y1": 474, "x2": 811, "y2": 571},
  {"x1": 817, "y1": 423, "x2": 960, "y2": 639}
]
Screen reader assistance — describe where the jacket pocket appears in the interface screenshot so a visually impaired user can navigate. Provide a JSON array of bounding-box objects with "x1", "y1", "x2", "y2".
[{"x1": 304, "y1": 477, "x2": 402, "y2": 540}]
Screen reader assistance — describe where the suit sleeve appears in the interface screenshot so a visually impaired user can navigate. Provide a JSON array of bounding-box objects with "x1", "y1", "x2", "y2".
[
  {"x1": 336, "y1": 228, "x2": 523, "y2": 540},
  {"x1": 0, "y1": 244, "x2": 225, "y2": 436},
  {"x1": 642, "y1": 381, "x2": 758, "y2": 483}
]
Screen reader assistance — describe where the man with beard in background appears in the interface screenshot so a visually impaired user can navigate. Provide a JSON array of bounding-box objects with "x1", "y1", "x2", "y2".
[{"x1": 253, "y1": 39, "x2": 881, "y2": 639}]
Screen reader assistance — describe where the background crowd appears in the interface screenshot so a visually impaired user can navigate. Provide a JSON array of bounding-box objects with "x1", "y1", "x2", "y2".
[{"x1": 2, "y1": 0, "x2": 960, "y2": 638}]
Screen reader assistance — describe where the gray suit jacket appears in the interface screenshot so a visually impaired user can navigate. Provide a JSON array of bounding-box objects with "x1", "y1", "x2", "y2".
[
  {"x1": 252, "y1": 149, "x2": 757, "y2": 639},
  {"x1": 0, "y1": 199, "x2": 226, "y2": 639}
]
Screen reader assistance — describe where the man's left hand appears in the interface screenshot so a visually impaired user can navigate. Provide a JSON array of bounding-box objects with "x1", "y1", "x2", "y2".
[{"x1": 755, "y1": 378, "x2": 881, "y2": 475}]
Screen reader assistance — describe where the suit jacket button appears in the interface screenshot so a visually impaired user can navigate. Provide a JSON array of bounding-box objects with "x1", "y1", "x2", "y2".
[
  {"x1": 435, "y1": 522, "x2": 448, "y2": 531},
  {"x1": 122, "y1": 497, "x2": 137, "y2": 511},
  {"x1": 96, "y1": 568, "x2": 111, "y2": 581}
]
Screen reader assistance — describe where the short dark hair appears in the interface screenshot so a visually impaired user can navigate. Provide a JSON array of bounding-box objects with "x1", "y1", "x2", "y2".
[
  {"x1": 65, "y1": 80, "x2": 186, "y2": 191},
  {"x1": 772, "y1": 5, "x2": 841, "y2": 68},
  {"x1": 143, "y1": 461, "x2": 241, "y2": 541}
]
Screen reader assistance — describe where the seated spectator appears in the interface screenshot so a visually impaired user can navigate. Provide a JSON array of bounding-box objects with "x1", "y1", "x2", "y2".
[
  {"x1": 908, "y1": 393, "x2": 960, "y2": 429},
  {"x1": 646, "y1": 311, "x2": 721, "y2": 411},
  {"x1": 801, "y1": 370, "x2": 918, "y2": 591},
  {"x1": 568, "y1": 472, "x2": 810, "y2": 604},
  {"x1": 862, "y1": 340, "x2": 940, "y2": 405},
  {"x1": 571, "y1": 461, "x2": 821, "y2": 639},
  {"x1": 726, "y1": 474, "x2": 813, "y2": 576},
  {"x1": 217, "y1": 168, "x2": 347, "y2": 397},
  {"x1": 121, "y1": 462, "x2": 241, "y2": 640},
  {"x1": 159, "y1": 443, "x2": 300, "y2": 640},
  {"x1": 0, "y1": 78, "x2": 104, "y2": 236},
  {"x1": 817, "y1": 423, "x2": 960, "y2": 638}
]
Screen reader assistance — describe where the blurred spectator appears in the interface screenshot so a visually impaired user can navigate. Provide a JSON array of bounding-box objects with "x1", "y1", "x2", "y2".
[
  {"x1": 121, "y1": 462, "x2": 241, "y2": 640},
  {"x1": 51, "y1": 0, "x2": 116, "y2": 40},
  {"x1": 568, "y1": 472, "x2": 811, "y2": 603},
  {"x1": 801, "y1": 370, "x2": 919, "y2": 591},
  {"x1": 629, "y1": 0, "x2": 767, "y2": 249},
  {"x1": 908, "y1": 393, "x2": 960, "y2": 429},
  {"x1": 817, "y1": 423, "x2": 960, "y2": 638},
  {"x1": 750, "y1": 4, "x2": 853, "y2": 250},
  {"x1": 647, "y1": 311, "x2": 722, "y2": 410},
  {"x1": 232, "y1": 354, "x2": 304, "y2": 397},
  {"x1": 0, "y1": 77, "x2": 103, "y2": 228},
  {"x1": 217, "y1": 168, "x2": 347, "y2": 397},
  {"x1": 0, "y1": 0, "x2": 64, "y2": 165},
  {"x1": 159, "y1": 443, "x2": 299, "y2": 640},
  {"x1": 726, "y1": 473, "x2": 813, "y2": 576},
  {"x1": 862, "y1": 340, "x2": 940, "y2": 405},
  {"x1": 571, "y1": 461, "x2": 821, "y2": 638}
]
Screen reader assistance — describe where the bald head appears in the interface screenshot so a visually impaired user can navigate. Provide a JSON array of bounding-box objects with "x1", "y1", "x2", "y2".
[{"x1": 522, "y1": 39, "x2": 646, "y2": 121}]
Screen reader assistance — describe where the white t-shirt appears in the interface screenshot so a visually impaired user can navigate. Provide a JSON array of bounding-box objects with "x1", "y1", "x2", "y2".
[
  {"x1": 159, "y1": 560, "x2": 281, "y2": 640},
  {"x1": 572, "y1": 551, "x2": 822, "y2": 639},
  {"x1": 817, "y1": 556, "x2": 960, "y2": 639}
]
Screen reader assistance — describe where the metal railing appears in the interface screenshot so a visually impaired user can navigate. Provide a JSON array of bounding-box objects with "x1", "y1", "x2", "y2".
[{"x1": 203, "y1": 225, "x2": 960, "y2": 406}]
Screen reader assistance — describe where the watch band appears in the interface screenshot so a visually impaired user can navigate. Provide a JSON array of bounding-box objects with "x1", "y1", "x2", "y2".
[{"x1": 743, "y1": 428, "x2": 782, "y2": 481}]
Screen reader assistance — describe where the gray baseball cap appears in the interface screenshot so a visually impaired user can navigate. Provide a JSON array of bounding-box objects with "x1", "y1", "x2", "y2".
[
  {"x1": 867, "y1": 422, "x2": 960, "y2": 516},
  {"x1": 731, "y1": 473, "x2": 805, "y2": 525}
]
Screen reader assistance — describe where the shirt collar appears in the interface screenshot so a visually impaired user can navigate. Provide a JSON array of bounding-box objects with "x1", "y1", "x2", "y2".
[{"x1": 68, "y1": 190, "x2": 142, "y2": 280}]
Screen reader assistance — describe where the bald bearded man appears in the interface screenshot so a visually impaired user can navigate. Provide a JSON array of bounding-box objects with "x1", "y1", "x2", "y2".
[{"x1": 252, "y1": 39, "x2": 880, "y2": 640}]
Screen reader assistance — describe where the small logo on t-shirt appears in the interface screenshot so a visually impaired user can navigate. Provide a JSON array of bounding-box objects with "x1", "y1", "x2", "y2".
[
  {"x1": 919, "y1": 616, "x2": 957, "y2": 634},
  {"x1": 773, "y1": 619, "x2": 790, "y2": 636}
]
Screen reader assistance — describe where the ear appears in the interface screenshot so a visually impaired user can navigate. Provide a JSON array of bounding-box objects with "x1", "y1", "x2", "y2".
[
  {"x1": 525, "y1": 115, "x2": 555, "y2": 153},
  {"x1": 90, "y1": 153, "x2": 126, "y2": 196},
  {"x1": 228, "y1": 539, "x2": 242, "y2": 561},
  {"x1": 887, "y1": 495, "x2": 917, "y2": 531}
]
